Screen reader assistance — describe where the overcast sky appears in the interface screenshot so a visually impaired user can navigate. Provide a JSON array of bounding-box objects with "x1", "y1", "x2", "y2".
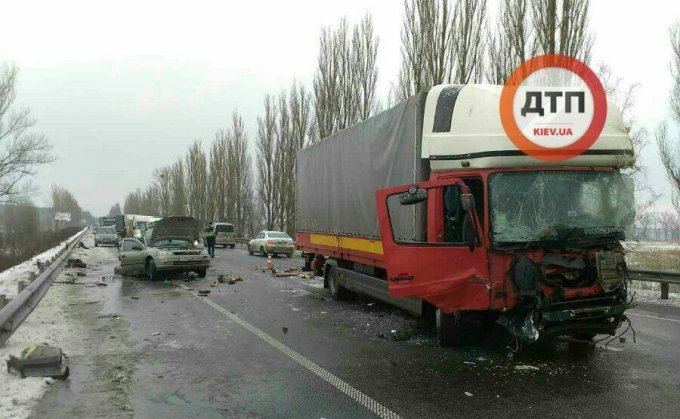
[{"x1": 0, "y1": 0, "x2": 679, "y2": 216}]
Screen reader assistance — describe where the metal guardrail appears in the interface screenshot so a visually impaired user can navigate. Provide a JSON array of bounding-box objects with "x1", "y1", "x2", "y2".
[
  {"x1": 0, "y1": 228, "x2": 88, "y2": 346},
  {"x1": 628, "y1": 268, "x2": 680, "y2": 300}
]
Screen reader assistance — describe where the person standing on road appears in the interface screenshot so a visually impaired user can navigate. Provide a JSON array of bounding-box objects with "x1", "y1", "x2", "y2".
[{"x1": 205, "y1": 222, "x2": 216, "y2": 258}]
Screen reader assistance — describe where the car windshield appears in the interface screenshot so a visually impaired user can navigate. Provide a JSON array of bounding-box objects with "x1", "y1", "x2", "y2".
[
  {"x1": 98, "y1": 227, "x2": 116, "y2": 235},
  {"x1": 267, "y1": 232, "x2": 291, "y2": 239},
  {"x1": 489, "y1": 171, "x2": 635, "y2": 246}
]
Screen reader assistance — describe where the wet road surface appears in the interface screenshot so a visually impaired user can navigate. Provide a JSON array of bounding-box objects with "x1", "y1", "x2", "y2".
[{"x1": 31, "y1": 237, "x2": 680, "y2": 418}]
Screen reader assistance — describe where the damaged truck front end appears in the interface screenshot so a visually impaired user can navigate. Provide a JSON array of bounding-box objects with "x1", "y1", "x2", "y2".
[
  {"x1": 490, "y1": 170, "x2": 635, "y2": 343},
  {"x1": 498, "y1": 249, "x2": 631, "y2": 343}
]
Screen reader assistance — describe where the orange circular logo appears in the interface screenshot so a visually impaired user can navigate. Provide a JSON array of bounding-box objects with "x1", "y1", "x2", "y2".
[{"x1": 499, "y1": 54, "x2": 607, "y2": 162}]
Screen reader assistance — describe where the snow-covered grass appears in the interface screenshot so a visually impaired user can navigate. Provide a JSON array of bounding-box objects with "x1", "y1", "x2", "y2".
[{"x1": 0, "y1": 229, "x2": 85, "y2": 298}]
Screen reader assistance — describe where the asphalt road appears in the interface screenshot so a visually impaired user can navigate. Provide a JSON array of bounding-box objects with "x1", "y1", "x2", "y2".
[{"x1": 30, "y1": 238, "x2": 680, "y2": 418}]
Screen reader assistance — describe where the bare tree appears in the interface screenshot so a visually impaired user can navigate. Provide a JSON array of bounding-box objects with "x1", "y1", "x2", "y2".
[
  {"x1": 486, "y1": 0, "x2": 534, "y2": 84},
  {"x1": 287, "y1": 81, "x2": 312, "y2": 233},
  {"x1": 184, "y1": 140, "x2": 208, "y2": 223},
  {"x1": 353, "y1": 15, "x2": 380, "y2": 120},
  {"x1": 396, "y1": 0, "x2": 453, "y2": 101},
  {"x1": 108, "y1": 203, "x2": 122, "y2": 216},
  {"x1": 657, "y1": 23, "x2": 680, "y2": 214},
  {"x1": 257, "y1": 95, "x2": 279, "y2": 230},
  {"x1": 51, "y1": 184, "x2": 82, "y2": 227},
  {"x1": 531, "y1": 0, "x2": 593, "y2": 63},
  {"x1": 0, "y1": 64, "x2": 54, "y2": 203},
  {"x1": 229, "y1": 111, "x2": 254, "y2": 237},
  {"x1": 170, "y1": 158, "x2": 187, "y2": 216},
  {"x1": 209, "y1": 130, "x2": 229, "y2": 221},
  {"x1": 313, "y1": 14, "x2": 379, "y2": 140},
  {"x1": 153, "y1": 166, "x2": 172, "y2": 216},
  {"x1": 451, "y1": 0, "x2": 487, "y2": 83},
  {"x1": 276, "y1": 91, "x2": 291, "y2": 230}
]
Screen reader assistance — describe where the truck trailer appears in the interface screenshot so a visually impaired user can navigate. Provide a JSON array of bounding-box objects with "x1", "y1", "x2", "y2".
[{"x1": 296, "y1": 84, "x2": 635, "y2": 346}]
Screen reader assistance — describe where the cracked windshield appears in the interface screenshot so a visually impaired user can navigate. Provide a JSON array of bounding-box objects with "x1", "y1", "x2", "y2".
[
  {"x1": 490, "y1": 171, "x2": 636, "y2": 245},
  {"x1": 1, "y1": 1, "x2": 680, "y2": 418}
]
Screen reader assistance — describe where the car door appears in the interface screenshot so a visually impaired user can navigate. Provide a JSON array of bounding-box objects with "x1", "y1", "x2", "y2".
[
  {"x1": 119, "y1": 239, "x2": 147, "y2": 275},
  {"x1": 375, "y1": 178, "x2": 490, "y2": 313}
]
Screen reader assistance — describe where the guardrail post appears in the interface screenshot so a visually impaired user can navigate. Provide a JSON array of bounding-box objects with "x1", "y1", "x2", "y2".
[
  {"x1": 28, "y1": 272, "x2": 36, "y2": 283},
  {"x1": 17, "y1": 281, "x2": 26, "y2": 294},
  {"x1": 0, "y1": 294, "x2": 6, "y2": 309},
  {"x1": 37, "y1": 261, "x2": 45, "y2": 273},
  {"x1": 661, "y1": 283, "x2": 670, "y2": 300}
]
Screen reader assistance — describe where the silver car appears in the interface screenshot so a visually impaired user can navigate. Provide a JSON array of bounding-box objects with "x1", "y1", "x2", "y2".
[
  {"x1": 94, "y1": 227, "x2": 118, "y2": 247},
  {"x1": 248, "y1": 231, "x2": 295, "y2": 257},
  {"x1": 118, "y1": 216, "x2": 210, "y2": 280}
]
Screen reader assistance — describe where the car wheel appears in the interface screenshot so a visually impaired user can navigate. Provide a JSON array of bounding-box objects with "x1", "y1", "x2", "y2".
[
  {"x1": 436, "y1": 309, "x2": 464, "y2": 347},
  {"x1": 197, "y1": 268, "x2": 207, "y2": 278},
  {"x1": 147, "y1": 259, "x2": 162, "y2": 282},
  {"x1": 230, "y1": 244, "x2": 235, "y2": 249},
  {"x1": 248, "y1": 245, "x2": 254, "y2": 255},
  {"x1": 260, "y1": 246, "x2": 266, "y2": 256}
]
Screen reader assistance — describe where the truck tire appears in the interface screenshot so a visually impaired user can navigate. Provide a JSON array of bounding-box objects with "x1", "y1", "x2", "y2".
[
  {"x1": 436, "y1": 309, "x2": 463, "y2": 347},
  {"x1": 328, "y1": 266, "x2": 354, "y2": 300}
]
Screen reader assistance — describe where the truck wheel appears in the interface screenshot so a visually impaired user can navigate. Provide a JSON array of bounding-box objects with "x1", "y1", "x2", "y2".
[
  {"x1": 328, "y1": 266, "x2": 354, "y2": 300},
  {"x1": 436, "y1": 309, "x2": 463, "y2": 347},
  {"x1": 147, "y1": 260, "x2": 162, "y2": 282},
  {"x1": 197, "y1": 268, "x2": 207, "y2": 278}
]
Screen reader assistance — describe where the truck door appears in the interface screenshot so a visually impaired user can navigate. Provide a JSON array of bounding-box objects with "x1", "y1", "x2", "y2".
[
  {"x1": 376, "y1": 178, "x2": 490, "y2": 313},
  {"x1": 119, "y1": 239, "x2": 146, "y2": 275}
]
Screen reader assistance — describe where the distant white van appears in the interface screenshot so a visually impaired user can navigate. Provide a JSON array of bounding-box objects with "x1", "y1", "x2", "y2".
[{"x1": 214, "y1": 222, "x2": 236, "y2": 249}]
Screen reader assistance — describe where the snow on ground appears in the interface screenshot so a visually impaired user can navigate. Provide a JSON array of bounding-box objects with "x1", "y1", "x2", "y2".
[
  {"x1": 623, "y1": 240, "x2": 680, "y2": 252},
  {"x1": 0, "y1": 230, "x2": 89, "y2": 419},
  {"x1": 0, "y1": 229, "x2": 85, "y2": 298}
]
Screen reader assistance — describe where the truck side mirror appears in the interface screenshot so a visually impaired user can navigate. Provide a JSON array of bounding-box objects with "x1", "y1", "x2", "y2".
[{"x1": 399, "y1": 185, "x2": 428, "y2": 205}]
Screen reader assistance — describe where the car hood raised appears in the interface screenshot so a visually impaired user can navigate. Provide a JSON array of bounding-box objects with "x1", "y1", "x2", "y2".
[{"x1": 149, "y1": 216, "x2": 199, "y2": 243}]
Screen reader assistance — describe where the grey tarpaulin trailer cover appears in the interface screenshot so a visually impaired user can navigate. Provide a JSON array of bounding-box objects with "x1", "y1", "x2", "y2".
[{"x1": 296, "y1": 92, "x2": 429, "y2": 241}]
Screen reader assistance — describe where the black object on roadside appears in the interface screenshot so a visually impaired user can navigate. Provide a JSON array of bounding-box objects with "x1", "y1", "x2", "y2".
[{"x1": 6, "y1": 344, "x2": 70, "y2": 379}]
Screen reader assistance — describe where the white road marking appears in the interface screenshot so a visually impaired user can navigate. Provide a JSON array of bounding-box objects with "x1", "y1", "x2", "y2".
[
  {"x1": 197, "y1": 295, "x2": 401, "y2": 419},
  {"x1": 628, "y1": 311, "x2": 680, "y2": 324}
]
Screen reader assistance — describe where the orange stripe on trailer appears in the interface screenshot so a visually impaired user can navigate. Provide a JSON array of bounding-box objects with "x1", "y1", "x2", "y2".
[{"x1": 310, "y1": 233, "x2": 384, "y2": 255}]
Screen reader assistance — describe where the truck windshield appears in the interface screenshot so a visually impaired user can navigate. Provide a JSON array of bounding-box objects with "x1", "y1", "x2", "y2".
[{"x1": 489, "y1": 171, "x2": 635, "y2": 246}]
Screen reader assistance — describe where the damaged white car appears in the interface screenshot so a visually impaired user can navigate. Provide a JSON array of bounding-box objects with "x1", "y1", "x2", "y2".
[{"x1": 118, "y1": 216, "x2": 210, "y2": 280}]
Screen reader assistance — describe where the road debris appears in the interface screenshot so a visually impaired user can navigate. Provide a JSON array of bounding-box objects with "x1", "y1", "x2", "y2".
[
  {"x1": 515, "y1": 365, "x2": 540, "y2": 371},
  {"x1": 198, "y1": 289, "x2": 211, "y2": 297},
  {"x1": 210, "y1": 280, "x2": 219, "y2": 287},
  {"x1": 282, "y1": 327, "x2": 289, "y2": 333},
  {"x1": 67, "y1": 258, "x2": 87, "y2": 269},
  {"x1": 464, "y1": 392, "x2": 474, "y2": 397},
  {"x1": 151, "y1": 332, "x2": 161, "y2": 336},
  {"x1": 5, "y1": 344, "x2": 70, "y2": 379}
]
